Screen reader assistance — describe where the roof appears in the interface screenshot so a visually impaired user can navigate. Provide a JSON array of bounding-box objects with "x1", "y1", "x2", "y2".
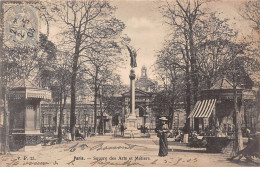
[
  {"x1": 9, "y1": 79, "x2": 52, "y2": 100},
  {"x1": 136, "y1": 77, "x2": 155, "y2": 86},
  {"x1": 210, "y1": 77, "x2": 242, "y2": 90},
  {"x1": 11, "y1": 79, "x2": 38, "y2": 89},
  {"x1": 122, "y1": 88, "x2": 152, "y2": 97}
]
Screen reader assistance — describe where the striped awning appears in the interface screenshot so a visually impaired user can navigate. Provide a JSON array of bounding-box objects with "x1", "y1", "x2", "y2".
[{"x1": 188, "y1": 99, "x2": 216, "y2": 118}]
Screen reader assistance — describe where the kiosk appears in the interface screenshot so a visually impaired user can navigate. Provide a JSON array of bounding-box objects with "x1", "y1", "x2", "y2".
[
  {"x1": 189, "y1": 77, "x2": 257, "y2": 153},
  {"x1": 8, "y1": 79, "x2": 51, "y2": 151}
]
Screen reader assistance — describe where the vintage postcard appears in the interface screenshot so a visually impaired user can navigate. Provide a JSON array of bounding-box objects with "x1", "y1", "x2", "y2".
[{"x1": 0, "y1": 0, "x2": 259, "y2": 167}]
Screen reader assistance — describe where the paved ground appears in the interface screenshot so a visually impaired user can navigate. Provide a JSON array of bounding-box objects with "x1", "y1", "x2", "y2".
[{"x1": 0, "y1": 134, "x2": 259, "y2": 167}]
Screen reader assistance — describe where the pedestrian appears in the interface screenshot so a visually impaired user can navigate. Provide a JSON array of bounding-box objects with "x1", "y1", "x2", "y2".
[
  {"x1": 246, "y1": 128, "x2": 253, "y2": 143},
  {"x1": 130, "y1": 130, "x2": 134, "y2": 139},
  {"x1": 121, "y1": 123, "x2": 125, "y2": 136},
  {"x1": 75, "y1": 129, "x2": 85, "y2": 140},
  {"x1": 114, "y1": 125, "x2": 118, "y2": 137},
  {"x1": 157, "y1": 117, "x2": 169, "y2": 157}
]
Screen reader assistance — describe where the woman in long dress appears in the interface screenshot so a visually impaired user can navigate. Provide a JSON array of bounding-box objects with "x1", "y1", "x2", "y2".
[{"x1": 158, "y1": 117, "x2": 169, "y2": 157}]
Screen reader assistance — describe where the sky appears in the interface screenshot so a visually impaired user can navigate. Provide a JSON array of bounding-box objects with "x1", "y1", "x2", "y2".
[
  {"x1": 42, "y1": 0, "x2": 255, "y2": 85},
  {"x1": 112, "y1": 0, "x2": 167, "y2": 85},
  {"x1": 111, "y1": 0, "x2": 254, "y2": 85}
]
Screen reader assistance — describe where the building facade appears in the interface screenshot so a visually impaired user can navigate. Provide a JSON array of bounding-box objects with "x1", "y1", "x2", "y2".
[
  {"x1": 136, "y1": 66, "x2": 157, "y2": 92},
  {"x1": 121, "y1": 89, "x2": 156, "y2": 130}
]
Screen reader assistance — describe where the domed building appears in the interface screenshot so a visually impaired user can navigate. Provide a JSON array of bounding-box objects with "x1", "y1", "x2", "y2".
[{"x1": 136, "y1": 66, "x2": 157, "y2": 92}]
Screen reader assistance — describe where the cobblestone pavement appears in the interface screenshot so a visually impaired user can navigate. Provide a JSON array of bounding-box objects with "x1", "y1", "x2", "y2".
[{"x1": 0, "y1": 134, "x2": 259, "y2": 167}]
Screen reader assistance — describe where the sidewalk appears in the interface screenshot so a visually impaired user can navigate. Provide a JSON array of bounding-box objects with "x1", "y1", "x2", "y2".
[{"x1": 0, "y1": 135, "x2": 259, "y2": 167}]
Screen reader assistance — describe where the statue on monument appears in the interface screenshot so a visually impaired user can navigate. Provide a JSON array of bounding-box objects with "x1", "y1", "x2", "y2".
[
  {"x1": 123, "y1": 44, "x2": 143, "y2": 138},
  {"x1": 126, "y1": 45, "x2": 137, "y2": 68}
]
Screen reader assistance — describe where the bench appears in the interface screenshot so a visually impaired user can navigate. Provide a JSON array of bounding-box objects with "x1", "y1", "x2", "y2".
[{"x1": 41, "y1": 132, "x2": 58, "y2": 146}]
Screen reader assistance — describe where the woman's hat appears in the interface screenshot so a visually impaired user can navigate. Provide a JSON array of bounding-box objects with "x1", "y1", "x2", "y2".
[{"x1": 159, "y1": 117, "x2": 168, "y2": 121}]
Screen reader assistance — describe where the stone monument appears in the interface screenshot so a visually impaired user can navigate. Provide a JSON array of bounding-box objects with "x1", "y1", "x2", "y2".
[{"x1": 124, "y1": 45, "x2": 141, "y2": 137}]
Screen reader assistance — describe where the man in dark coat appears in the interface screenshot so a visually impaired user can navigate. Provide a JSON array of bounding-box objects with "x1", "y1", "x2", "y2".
[{"x1": 121, "y1": 123, "x2": 125, "y2": 136}]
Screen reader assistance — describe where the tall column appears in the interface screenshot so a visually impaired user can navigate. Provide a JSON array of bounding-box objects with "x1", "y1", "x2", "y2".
[
  {"x1": 123, "y1": 68, "x2": 144, "y2": 138},
  {"x1": 129, "y1": 69, "x2": 136, "y2": 117},
  {"x1": 124, "y1": 69, "x2": 139, "y2": 137}
]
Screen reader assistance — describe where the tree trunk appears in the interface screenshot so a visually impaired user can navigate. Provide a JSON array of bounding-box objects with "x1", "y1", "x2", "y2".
[
  {"x1": 70, "y1": 71, "x2": 76, "y2": 141},
  {"x1": 233, "y1": 87, "x2": 243, "y2": 154},
  {"x1": 94, "y1": 86, "x2": 98, "y2": 134},
  {"x1": 257, "y1": 90, "x2": 260, "y2": 132},
  {"x1": 58, "y1": 93, "x2": 62, "y2": 143},
  {"x1": 184, "y1": 65, "x2": 191, "y2": 133},
  {"x1": 55, "y1": 100, "x2": 59, "y2": 133},
  {"x1": 93, "y1": 67, "x2": 99, "y2": 134},
  {"x1": 189, "y1": 24, "x2": 199, "y2": 104},
  {"x1": 2, "y1": 87, "x2": 10, "y2": 154},
  {"x1": 99, "y1": 87, "x2": 104, "y2": 135},
  {"x1": 169, "y1": 105, "x2": 174, "y2": 130},
  {"x1": 70, "y1": 49, "x2": 79, "y2": 141},
  {"x1": 58, "y1": 87, "x2": 66, "y2": 144},
  {"x1": 171, "y1": 89, "x2": 176, "y2": 130},
  {"x1": 0, "y1": 1, "x2": 9, "y2": 154}
]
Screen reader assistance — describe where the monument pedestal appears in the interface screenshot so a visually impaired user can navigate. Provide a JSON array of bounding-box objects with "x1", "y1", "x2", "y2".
[{"x1": 124, "y1": 115, "x2": 141, "y2": 138}]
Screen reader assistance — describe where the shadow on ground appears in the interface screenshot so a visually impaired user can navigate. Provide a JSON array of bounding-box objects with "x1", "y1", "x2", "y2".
[
  {"x1": 168, "y1": 148, "x2": 207, "y2": 154},
  {"x1": 225, "y1": 158, "x2": 260, "y2": 167}
]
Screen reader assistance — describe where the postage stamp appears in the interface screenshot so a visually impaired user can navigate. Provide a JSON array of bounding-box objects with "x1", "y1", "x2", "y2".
[{"x1": 3, "y1": 1, "x2": 39, "y2": 47}]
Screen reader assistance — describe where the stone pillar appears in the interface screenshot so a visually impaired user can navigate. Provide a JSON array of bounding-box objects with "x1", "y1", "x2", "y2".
[
  {"x1": 124, "y1": 69, "x2": 141, "y2": 137},
  {"x1": 126, "y1": 69, "x2": 138, "y2": 129},
  {"x1": 129, "y1": 69, "x2": 136, "y2": 118}
]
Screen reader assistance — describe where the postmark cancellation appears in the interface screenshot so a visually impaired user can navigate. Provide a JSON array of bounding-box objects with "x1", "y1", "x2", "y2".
[{"x1": 3, "y1": 1, "x2": 39, "y2": 47}]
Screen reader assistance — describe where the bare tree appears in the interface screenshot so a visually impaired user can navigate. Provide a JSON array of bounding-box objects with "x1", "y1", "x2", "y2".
[
  {"x1": 49, "y1": 0, "x2": 125, "y2": 140},
  {"x1": 195, "y1": 12, "x2": 238, "y2": 88},
  {"x1": 47, "y1": 52, "x2": 71, "y2": 143},
  {"x1": 154, "y1": 43, "x2": 185, "y2": 129},
  {"x1": 82, "y1": 48, "x2": 124, "y2": 134},
  {"x1": 157, "y1": 0, "x2": 258, "y2": 132},
  {"x1": 158, "y1": 0, "x2": 208, "y2": 131},
  {"x1": 157, "y1": 0, "x2": 260, "y2": 154},
  {"x1": 240, "y1": 0, "x2": 260, "y2": 34}
]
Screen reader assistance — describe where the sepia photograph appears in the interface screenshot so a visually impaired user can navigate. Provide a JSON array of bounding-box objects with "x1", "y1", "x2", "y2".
[{"x1": 0, "y1": 0, "x2": 259, "y2": 167}]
